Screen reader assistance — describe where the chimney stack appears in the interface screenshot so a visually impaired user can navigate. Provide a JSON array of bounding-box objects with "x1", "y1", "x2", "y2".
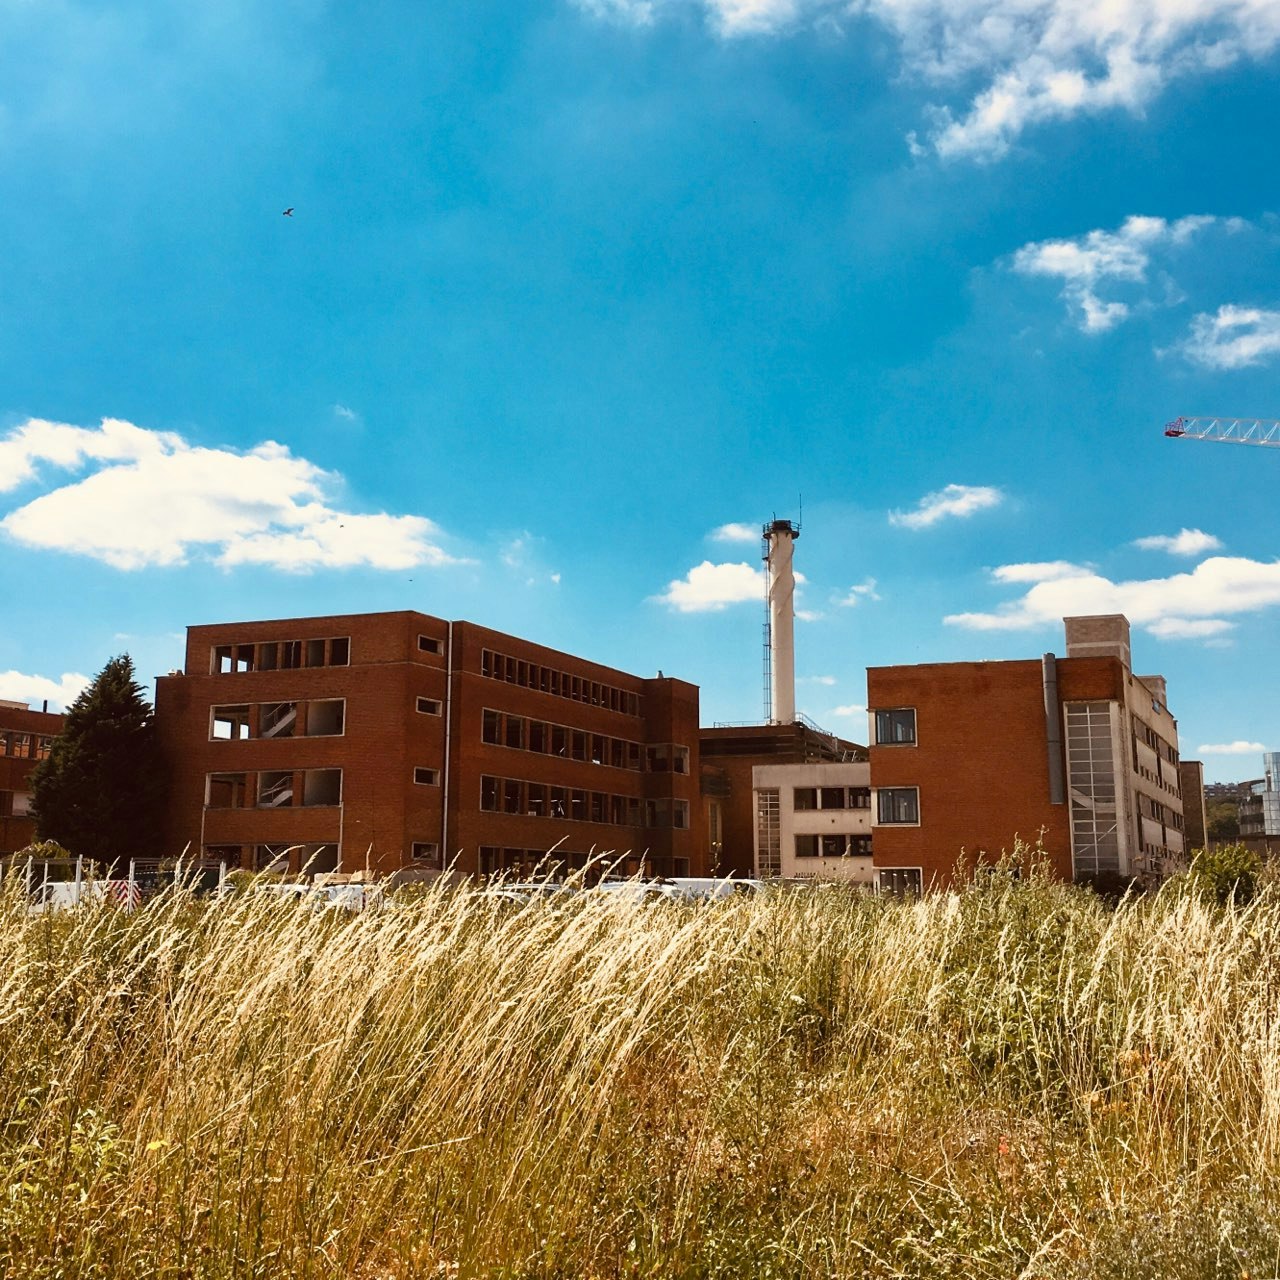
[{"x1": 763, "y1": 519, "x2": 800, "y2": 724}]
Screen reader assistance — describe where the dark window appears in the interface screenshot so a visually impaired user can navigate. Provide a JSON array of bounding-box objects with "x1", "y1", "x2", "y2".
[
  {"x1": 795, "y1": 834, "x2": 819, "y2": 858},
  {"x1": 879, "y1": 868, "x2": 922, "y2": 896},
  {"x1": 529, "y1": 721, "x2": 547, "y2": 753},
  {"x1": 418, "y1": 634, "x2": 443, "y2": 656},
  {"x1": 411, "y1": 843, "x2": 441, "y2": 867},
  {"x1": 527, "y1": 783, "x2": 547, "y2": 817},
  {"x1": 502, "y1": 779, "x2": 522, "y2": 814},
  {"x1": 414, "y1": 767, "x2": 440, "y2": 786},
  {"x1": 570, "y1": 731, "x2": 587, "y2": 762},
  {"x1": 849, "y1": 787, "x2": 871, "y2": 809},
  {"x1": 505, "y1": 716, "x2": 525, "y2": 750},
  {"x1": 821, "y1": 834, "x2": 845, "y2": 857},
  {"x1": 874, "y1": 708, "x2": 916, "y2": 745},
  {"x1": 877, "y1": 787, "x2": 919, "y2": 824},
  {"x1": 330, "y1": 637, "x2": 350, "y2": 666},
  {"x1": 850, "y1": 835, "x2": 872, "y2": 856},
  {"x1": 305, "y1": 638, "x2": 326, "y2": 667},
  {"x1": 570, "y1": 789, "x2": 587, "y2": 821},
  {"x1": 482, "y1": 710, "x2": 501, "y2": 745},
  {"x1": 820, "y1": 787, "x2": 846, "y2": 810},
  {"x1": 480, "y1": 777, "x2": 498, "y2": 811},
  {"x1": 417, "y1": 697, "x2": 442, "y2": 716},
  {"x1": 793, "y1": 787, "x2": 817, "y2": 811}
]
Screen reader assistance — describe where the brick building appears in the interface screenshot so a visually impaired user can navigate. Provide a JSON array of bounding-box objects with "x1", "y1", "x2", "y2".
[
  {"x1": 155, "y1": 611, "x2": 702, "y2": 878},
  {"x1": 0, "y1": 701, "x2": 63, "y2": 855},
  {"x1": 867, "y1": 615, "x2": 1187, "y2": 891}
]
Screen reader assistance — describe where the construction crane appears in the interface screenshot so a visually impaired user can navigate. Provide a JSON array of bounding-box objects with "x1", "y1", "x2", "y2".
[{"x1": 1164, "y1": 416, "x2": 1280, "y2": 448}]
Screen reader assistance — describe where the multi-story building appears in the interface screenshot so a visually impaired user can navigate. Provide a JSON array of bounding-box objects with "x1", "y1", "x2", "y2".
[
  {"x1": 1178, "y1": 760, "x2": 1208, "y2": 853},
  {"x1": 867, "y1": 615, "x2": 1187, "y2": 892},
  {"x1": 0, "y1": 701, "x2": 63, "y2": 855},
  {"x1": 751, "y1": 760, "x2": 874, "y2": 884},
  {"x1": 154, "y1": 611, "x2": 702, "y2": 878},
  {"x1": 700, "y1": 722, "x2": 866, "y2": 875},
  {"x1": 1239, "y1": 752, "x2": 1280, "y2": 851}
]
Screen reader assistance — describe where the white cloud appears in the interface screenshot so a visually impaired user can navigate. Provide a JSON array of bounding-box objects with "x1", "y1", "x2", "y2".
[
  {"x1": 945, "y1": 556, "x2": 1280, "y2": 640},
  {"x1": 1134, "y1": 528, "x2": 1223, "y2": 557},
  {"x1": 0, "y1": 669, "x2": 91, "y2": 713},
  {"x1": 796, "y1": 608, "x2": 824, "y2": 623},
  {"x1": 992, "y1": 561, "x2": 1090, "y2": 583},
  {"x1": 835, "y1": 578, "x2": 880, "y2": 606},
  {"x1": 709, "y1": 521, "x2": 759, "y2": 543},
  {"x1": 0, "y1": 417, "x2": 455, "y2": 572},
  {"x1": 332, "y1": 404, "x2": 360, "y2": 423},
  {"x1": 829, "y1": 703, "x2": 867, "y2": 718},
  {"x1": 889, "y1": 484, "x2": 1003, "y2": 530},
  {"x1": 1196, "y1": 740, "x2": 1267, "y2": 755},
  {"x1": 1011, "y1": 215, "x2": 1222, "y2": 332},
  {"x1": 653, "y1": 560, "x2": 764, "y2": 612},
  {"x1": 1178, "y1": 304, "x2": 1280, "y2": 368},
  {"x1": 800, "y1": 675, "x2": 838, "y2": 685},
  {"x1": 576, "y1": 1, "x2": 1280, "y2": 159}
]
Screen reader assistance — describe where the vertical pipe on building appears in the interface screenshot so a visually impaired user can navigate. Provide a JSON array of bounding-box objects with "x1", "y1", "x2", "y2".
[
  {"x1": 764, "y1": 520, "x2": 799, "y2": 725},
  {"x1": 1043, "y1": 653, "x2": 1066, "y2": 805},
  {"x1": 440, "y1": 621, "x2": 454, "y2": 868}
]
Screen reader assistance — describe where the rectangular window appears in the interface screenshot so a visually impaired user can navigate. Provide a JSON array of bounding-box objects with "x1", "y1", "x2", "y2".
[
  {"x1": 849, "y1": 787, "x2": 871, "y2": 809},
  {"x1": 877, "y1": 787, "x2": 919, "y2": 824},
  {"x1": 672, "y1": 800, "x2": 689, "y2": 830},
  {"x1": 528, "y1": 721, "x2": 547, "y2": 753},
  {"x1": 551, "y1": 724, "x2": 568, "y2": 757},
  {"x1": 12, "y1": 792, "x2": 33, "y2": 818},
  {"x1": 418, "y1": 634, "x2": 443, "y2": 656},
  {"x1": 206, "y1": 773, "x2": 248, "y2": 808},
  {"x1": 878, "y1": 868, "x2": 922, "y2": 896},
  {"x1": 481, "y1": 650, "x2": 494, "y2": 678},
  {"x1": 257, "y1": 643, "x2": 279, "y2": 671},
  {"x1": 482, "y1": 710, "x2": 501, "y2": 745},
  {"x1": 550, "y1": 787, "x2": 567, "y2": 818},
  {"x1": 795, "y1": 833, "x2": 819, "y2": 858},
  {"x1": 590, "y1": 792, "x2": 605, "y2": 823},
  {"x1": 505, "y1": 716, "x2": 525, "y2": 751},
  {"x1": 302, "y1": 769, "x2": 342, "y2": 806},
  {"x1": 874, "y1": 708, "x2": 917, "y2": 745},
  {"x1": 330, "y1": 637, "x2": 350, "y2": 666},
  {"x1": 849, "y1": 834, "x2": 872, "y2": 856},
  {"x1": 211, "y1": 705, "x2": 251, "y2": 741},
  {"x1": 8, "y1": 734, "x2": 30, "y2": 758},
  {"x1": 820, "y1": 787, "x2": 847, "y2": 810},
  {"x1": 412, "y1": 842, "x2": 441, "y2": 867},
  {"x1": 257, "y1": 771, "x2": 294, "y2": 808},
  {"x1": 793, "y1": 788, "x2": 817, "y2": 811},
  {"x1": 305, "y1": 638, "x2": 326, "y2": 668},
  {"x1": 502, "y1": 779, "x2": 523, "y2": 814},
  {"x1": 480, "y1": 776, "x2": 498, "y2": 811},
  {"x1": 305, "y1": 700, "x2": 345, "y2": 736},
  {"x1": 570, "y1": 731, "x2": 587, "y2": 762},
  {"x1": 821, "y1": 834, "x2": 846, "y2": 857},
  {"x1": 35, "y1": 736, "x2": 53, "y2": 760},
  {"x1": 417, "y1": 697, "x2": 442, "y2": 716},
  {"x1": 414, "y1": 767, "x2": 440, "y2": 787},
  {"x1": 527, "y1": 783, "x2": 547, "y2": 817},
  {"x1": 646, "y1": 744, "x2": 669, "y2": 773},
  {"x1": 280, "y1": 640, "x2": 301, "y2": 670},
  {"x1": 260, "y1": 702, "x2": 297, "y2": 739},
  {"x1": 591, "y1": 735, "x2": 606, "y2": 766},
  {"x1": 570, "y1": 789, "x2": 587, "y2": 821}
]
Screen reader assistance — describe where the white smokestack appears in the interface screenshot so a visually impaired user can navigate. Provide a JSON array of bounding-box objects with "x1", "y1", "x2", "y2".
[{"x1": 764, "y1": 519, "x2": 799, "y2": 724}]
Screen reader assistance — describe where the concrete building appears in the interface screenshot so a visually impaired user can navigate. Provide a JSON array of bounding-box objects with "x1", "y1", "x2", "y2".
[
  {"x1": 751, "y1": 760, "x2": 874, "y2": 884},
  {"x1": 155, "y1": 611, "x2": 702, "y2": 878},
  {"x1": 0, "y1": 702, "x2": 63, "y2": 855},
  {"x1": 867, "y1": 615, "x2": 1187, "y2": 892},
  {"x1": 1240, "y1": 752, "x2": 1280, "y2": 852},
  {"x1": 700, "y1": 723, "x2": 865, "y2": 875}
]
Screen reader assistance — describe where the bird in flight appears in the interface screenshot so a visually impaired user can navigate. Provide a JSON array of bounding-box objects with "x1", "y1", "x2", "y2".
[{"x1": 282, "y1": 208, "x2": 294, "y2": 217}]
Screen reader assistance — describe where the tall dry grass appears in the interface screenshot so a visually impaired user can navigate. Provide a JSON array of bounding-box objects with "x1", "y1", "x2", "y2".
[{"x1": 3, "y1": 867, "x2": 1280, "y2": 1278}]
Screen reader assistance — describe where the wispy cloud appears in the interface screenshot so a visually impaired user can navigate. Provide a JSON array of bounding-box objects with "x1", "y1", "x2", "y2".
[
  {"x1": 1196, "y1": 740, "x2": 1267, "y2": 755},
  {"x1": 1178, "y1": 305, "x2": 1280, "y2": 368},
  {"x1": 0, "y1": 417, "x2": 457, "y2": 572},
  {"x1": 945, "y1": 557, "x2": 1280, "y2": 641},
  {"x1": 575, "y1": 0, "x2": 1280, "y2": 160},
  {"x1": 332, "y1": 404, "x2": 360, "y2": 423},
  {"x1": 709, "y1": 521, "x2": 759, "y2": 544},
  {"x1": 1134, "y1": 529, "x2": 1223, "y2": 557},
  {"x1": 889, "y1": 484, "x2": 1003, "y2": 530},
  {"x1": 0, "y1": 669, "x2": 91, "y2": 713},
  {"x1": 828, "y1": 703, "x2": 867, "y2": 718},
  {"x1": 653, "y1": 560, "x2": 764, "y2": 612},
  {"x1": 800, "y1": 675, "x2": 837, "y2": 686},
  {"x1": 992, "y1": 561, "x2": 1091, "y2": 583},
  {"x1": 835, "y1": 578, "x2": 880, "y2": 607},
  {"x1": 1010, "y1": 215, "x2": 1226, "y2": 333}
]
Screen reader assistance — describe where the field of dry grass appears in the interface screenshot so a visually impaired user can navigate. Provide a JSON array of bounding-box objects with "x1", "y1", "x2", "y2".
[{"x1": 3, "y1": 868, "x2": 1279, "y2": 1278}]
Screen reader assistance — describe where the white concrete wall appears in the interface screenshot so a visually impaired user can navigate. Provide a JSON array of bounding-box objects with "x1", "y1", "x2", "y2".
[{"x1": 753, "y1": 761, "x2": 873, "y2": 883}]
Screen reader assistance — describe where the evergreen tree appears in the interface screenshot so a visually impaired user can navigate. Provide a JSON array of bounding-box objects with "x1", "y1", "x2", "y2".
[{"x1": 30, "y1": 654, "x2": 164, "y2": 865}]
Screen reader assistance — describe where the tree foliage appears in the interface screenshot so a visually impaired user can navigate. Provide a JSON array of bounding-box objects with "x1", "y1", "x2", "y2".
[
  {"x1": 1206, "y1": 799, "x2": 1241, "y2": 841},
  {"x1": 1188, "y1": 842, "x2": 1264, "y2": 906},
  {"x1": 29, "y1": 655, "x2": 164, "y2": 865}
]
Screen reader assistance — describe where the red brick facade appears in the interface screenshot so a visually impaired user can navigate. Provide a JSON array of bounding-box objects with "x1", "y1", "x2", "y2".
[
  {"x1": 0, "y1": 703, "x2": 64, "y2": 855},
  {"x1": 155, "y1": 611, "x2": 703, "y2": 877}
]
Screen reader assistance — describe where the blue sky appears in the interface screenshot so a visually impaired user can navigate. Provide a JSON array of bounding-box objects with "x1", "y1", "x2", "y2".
[{"x1": 2, "y1": 0, "x2": 1279, "y2": 782}]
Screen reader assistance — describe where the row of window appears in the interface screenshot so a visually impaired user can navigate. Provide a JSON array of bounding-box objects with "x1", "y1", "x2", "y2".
[
  {"x1": 212, "y1": 637, "x2": 351, "y2": 675},
  {"x1": 1133, "y1": 715, "x2": 1178, "y2": 764},
  {"x1": 479, "y1": 774, "x2": 690, "y2": 829},
  {"x1": 793, "y1": 786, "x2": 870, "y2": 811},
  {"x1": 795, "y1": 833, "x2": 872, "y2": 858},
  {"x1": 0, "y1": 733, "x2": 53, "y2": 761},
  {"x1": 481, "y1": 709, "x2": 688, "y2": 774},
  {"x1": 480, "y1": 649, "x2": 642, "y2": 717},
  {"x1": 206, "y1": 769, "x2": 343, "y2": 809},
  {"x1": 211, "y1": 700, "x2": 346, "y2": 741},
  {"x1": 1139, "y1": 793, "x2": 1183, "y2": 828}
]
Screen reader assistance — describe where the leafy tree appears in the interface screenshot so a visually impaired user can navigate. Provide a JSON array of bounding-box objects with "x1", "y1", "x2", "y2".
[
  {"x1": 30, "y1": 655, "x2": 164, "y2": 866},
  {"x1": 1206, "y1": 799, "x2": 1240, "y2": 842},
  {"x1": 1187, "y1": 842, "x2": 1263, "y2": 906}
]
